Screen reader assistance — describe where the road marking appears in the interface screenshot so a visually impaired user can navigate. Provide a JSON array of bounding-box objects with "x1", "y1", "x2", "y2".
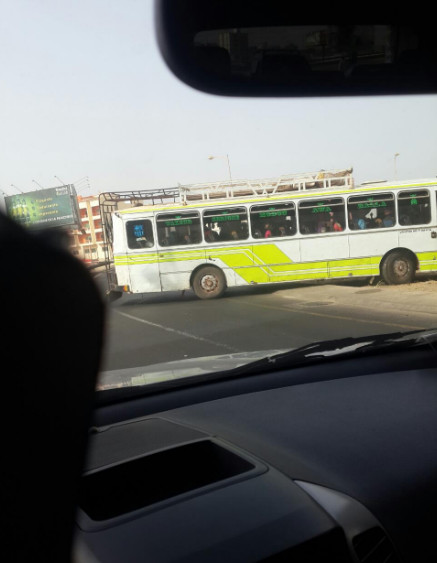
[
  {"x1": 115, "y1": 310, "x2": 240, "y2": 352},
  {"x1": 238, "y1": 299, "x2": 426, "y2": 331}
]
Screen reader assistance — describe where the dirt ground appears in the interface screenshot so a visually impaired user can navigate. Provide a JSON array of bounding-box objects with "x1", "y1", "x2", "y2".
[{"x1": 378, "y1": 276, "x2": 437, "y2": 292}]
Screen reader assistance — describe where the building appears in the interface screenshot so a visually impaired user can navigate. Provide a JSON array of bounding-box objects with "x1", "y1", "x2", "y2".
[{"x1": 69, "y1": 195, "x2": 107, "y2": 264}]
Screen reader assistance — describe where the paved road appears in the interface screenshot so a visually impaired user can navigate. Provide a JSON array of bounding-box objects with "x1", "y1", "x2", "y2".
[{"x1": 94, "y1": 272, "x2": 437, "y2": 372}]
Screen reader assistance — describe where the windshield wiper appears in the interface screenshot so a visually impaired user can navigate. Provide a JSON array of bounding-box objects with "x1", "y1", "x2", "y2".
[
  {"x1": 96, "y1": 329, "x2": 437, "y2": 405},
  {"x1": 226, "y1": 328, "x2": 437, "y2": 377}
]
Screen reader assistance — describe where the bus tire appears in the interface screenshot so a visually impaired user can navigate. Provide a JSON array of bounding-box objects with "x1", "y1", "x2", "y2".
[
  {"x1": 192, "y1": 266, "x2": 226, "y2": 299},
  {"x1": 381, "y1": 251, "x2": 415, "y2": 285}
]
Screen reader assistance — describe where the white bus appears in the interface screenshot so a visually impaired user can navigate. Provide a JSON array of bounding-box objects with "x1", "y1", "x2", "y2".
[{"x1": 101, "y1": 172, "x2": 437, "y2": 299}]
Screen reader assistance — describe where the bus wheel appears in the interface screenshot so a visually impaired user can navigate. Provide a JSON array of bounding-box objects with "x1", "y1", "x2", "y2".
[
  {"x1": 192, "y1": 267, "x2": 226, "y2": 299},
  {"x1": 381, "y1": 251, "x2": 415, "y2": 285}
]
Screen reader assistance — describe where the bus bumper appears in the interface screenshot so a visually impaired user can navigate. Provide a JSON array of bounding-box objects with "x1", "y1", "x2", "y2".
[{"x1": 106, "y1": 284, "x2": 130, "y2": 302}]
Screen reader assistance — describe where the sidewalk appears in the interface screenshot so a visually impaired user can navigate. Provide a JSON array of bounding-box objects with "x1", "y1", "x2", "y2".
[{"x1": 277, "y1": 277, "x2": 437, "y2": 317}]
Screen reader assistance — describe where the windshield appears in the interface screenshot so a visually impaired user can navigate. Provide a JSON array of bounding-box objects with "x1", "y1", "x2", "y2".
[{"x1": 2, "y1": 2, "x2": 437, "y2": 391}]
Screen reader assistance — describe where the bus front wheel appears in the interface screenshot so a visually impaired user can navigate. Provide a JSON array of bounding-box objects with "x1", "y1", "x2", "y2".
[
  {"x1": 381, "y1": 251, "x2": 415, "y2": 285},
  {"x1": 192, "y1": 266, "x2": 226, "y2": 299}
]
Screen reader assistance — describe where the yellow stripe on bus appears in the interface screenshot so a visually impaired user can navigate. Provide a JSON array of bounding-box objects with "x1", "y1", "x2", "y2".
[{"x1": 114, "y1": 246, "x2": 437, "y2": 283}]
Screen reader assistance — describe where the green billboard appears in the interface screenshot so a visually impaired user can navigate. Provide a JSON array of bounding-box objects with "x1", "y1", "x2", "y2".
[{"x1": 4, "y1": 185, "x2": 80, "y2": 229}]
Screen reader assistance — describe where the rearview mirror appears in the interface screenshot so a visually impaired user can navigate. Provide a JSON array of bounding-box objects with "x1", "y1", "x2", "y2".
[{"x1": 155, "y1": 1, "x2": 437, "y2": 97}]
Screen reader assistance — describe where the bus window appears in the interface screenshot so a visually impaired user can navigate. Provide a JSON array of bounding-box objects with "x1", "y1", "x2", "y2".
[
  {"x1": 126, "y1": 219, "x2": 155, "y2": 249},
  {"x1": 348, "y1": 193, "x2": 395, "y2": 230},
  {"x1": 398, "y1": 190, "x2": 431, "y2": 226},
  {"x1": 250, "y1": 202, "x2": 296, "y2": 239},
  {"x1": 298, "y1": 198, "x2": 345, "y2": 235},
  {"x1": 203, "y1": 207, "x2": 249, "y2": 242},
  {"x1": 156, "y1": 211, "x2": 202, "y2": 246}
]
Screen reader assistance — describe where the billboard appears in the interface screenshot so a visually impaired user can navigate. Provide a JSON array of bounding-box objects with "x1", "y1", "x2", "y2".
[{"x1": 4, "y1": 185, "x2": 80, "y2": 229}]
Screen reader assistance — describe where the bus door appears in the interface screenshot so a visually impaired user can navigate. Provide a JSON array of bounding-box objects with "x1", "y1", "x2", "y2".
[
  {"x1": 124, "y1": 216, "x2": 162, "y2": 293},
  {"x1": 156, "y1": 211, "x2": 206, "y2": 291},
  {"x1": 249, "y1": 202, "x2": 301, "y2": 283},
  {"x1": 298, "y1": 198, "x2": 350, "y2": 280}
]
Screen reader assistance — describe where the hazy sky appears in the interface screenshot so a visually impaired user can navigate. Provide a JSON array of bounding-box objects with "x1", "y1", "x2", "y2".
[{"x1": 1, "y1": 0, "x2": 437, "y2": 198}]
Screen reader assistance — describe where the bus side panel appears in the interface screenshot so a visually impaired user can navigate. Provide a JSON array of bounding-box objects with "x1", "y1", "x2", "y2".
[
  {"x1": 112, "y1": 215, "x2": 132, "y2": 290},
  {"x1": 113, "y1": 260, "x2": 131, "y2": 288},
  {"x1": 399, "y1": 227, "x2": 437, "y2": 272},
  {"x1": 156, "y1": 246, "x2": 252, "y2": 291},
  {"x1": 300, "y1": 234, "x2": 349, "y2": 280},
  {"x1": 252, "y1": 240, "x2": 303, "y2": 283},
  {"x1": 208, "y1": 244, "x2": 256, "y2": 286},
  {"x1": 158, "y1": 248, "x2": 206, "y2": 291},
  {"x1": 349, "y1": 230, "x2": 399, "y2": 273},
  {"x1": 125, "y1": 252, "x2": 162, "y2": 293}
]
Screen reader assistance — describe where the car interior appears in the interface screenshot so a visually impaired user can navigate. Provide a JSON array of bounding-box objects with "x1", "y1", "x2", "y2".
[{"x1": 3, "y1": 2, "x2": 437, "y2": 562}]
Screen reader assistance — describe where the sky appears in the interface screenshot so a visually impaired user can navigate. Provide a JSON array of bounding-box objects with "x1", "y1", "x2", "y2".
[{"x1": 1, "y1": 0, "x2": 437, "y2": 200}]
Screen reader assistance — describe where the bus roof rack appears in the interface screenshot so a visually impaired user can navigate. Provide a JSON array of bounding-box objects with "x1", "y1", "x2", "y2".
[{"x1": 179, "y1": 167, "x2": 354, "y2": 202}]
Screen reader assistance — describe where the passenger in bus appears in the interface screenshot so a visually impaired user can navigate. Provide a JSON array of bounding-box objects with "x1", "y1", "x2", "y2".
[
  {"x1": 240, "y1": 224, "x2": 249, "y2": 238},
  {"x1": 329, "y1": 217, "x2": 343, "y2": 232},
  {"x1": 357, "y1": 216, "x2": 367, "y2": 229},
  {"x1": 279, "y1": 226, "x2": 287, "y2": 236},
  {"x1": 264, "y1": 224, "x2": 272, "y2": 238},
  {"x1": 231, "y1": 230, "x2": 239, "y2": 240},
  {"x1": 191, "y1": 231, "x2": 202, "y2": 243},
  {"x1": 219, "y1": 225, "x2": 231, "y2": 240},
  {"x1": 317, "y1": 218, "x2": 327, "y2": 233},
  {"x1": 253, "y1": 228, "x2": 262, "y2": 238},
  {"x1": 137, "y1": 236, "x2": 153, "y2": 248},
  {"x1": 204, "y1": 227, "x2": 217, "y2": 242},
  {"x1": 169, "y1": 231, "x2": 178, "y2": 245},
  {"x1": 383, "y1": 209, "x2": 394, "y2": 227}
]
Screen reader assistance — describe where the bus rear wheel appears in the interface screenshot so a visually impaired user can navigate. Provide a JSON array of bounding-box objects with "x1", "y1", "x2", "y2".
[
  {"x1": 381, "y1": 251, "x2": 415, "y2": 285},
  {"x1": 192, "y1": 266, "x2": 226, "y2": 299}
]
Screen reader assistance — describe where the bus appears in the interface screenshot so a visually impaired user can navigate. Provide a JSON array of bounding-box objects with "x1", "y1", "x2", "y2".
[{"x1": 100, "y1": 171, "x2": 437, "y2": 300}]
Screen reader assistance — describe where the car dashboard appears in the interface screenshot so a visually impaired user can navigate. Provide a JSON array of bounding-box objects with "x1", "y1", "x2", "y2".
[{"x1": 74, "y1": 348, "x2": 437, "y2": 562}]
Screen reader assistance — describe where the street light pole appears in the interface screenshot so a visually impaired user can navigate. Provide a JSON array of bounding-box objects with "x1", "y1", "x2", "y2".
[
  {"x1": 208, "y1": 154, "x2": 233, "y2": 183},
  {"x1": 54, "y1": 175, "x2": 66, "y2": 186},
  {"x1": 394, "y1": 153, "x2": 400, "y2": 180},
  {"x1": 32, "y1": 179, "x2": 44, "y2": 190},
  {"x1": 225, "y1": 154, "x2": 232, "y2": 183}
]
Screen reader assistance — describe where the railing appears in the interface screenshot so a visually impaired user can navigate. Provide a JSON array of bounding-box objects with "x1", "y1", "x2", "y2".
[{"x1": 178, "y1": 168, "x2": 354, "y2": 203}]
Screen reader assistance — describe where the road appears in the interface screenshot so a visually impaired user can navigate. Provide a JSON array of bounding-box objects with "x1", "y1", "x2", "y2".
[{"x1": 94, "y1": 272, "x2": 437, "y2": 372}]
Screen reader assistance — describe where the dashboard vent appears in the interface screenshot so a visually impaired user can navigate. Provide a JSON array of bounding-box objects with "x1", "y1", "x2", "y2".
[{"x1": 352, "y1": 527, "x2": 400, "y2": 563}]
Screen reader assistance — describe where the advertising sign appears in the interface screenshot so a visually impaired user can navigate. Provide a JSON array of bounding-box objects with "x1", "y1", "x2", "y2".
[{"x1": 4, "y1": 185, "x2": 80, "y2": 229}]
